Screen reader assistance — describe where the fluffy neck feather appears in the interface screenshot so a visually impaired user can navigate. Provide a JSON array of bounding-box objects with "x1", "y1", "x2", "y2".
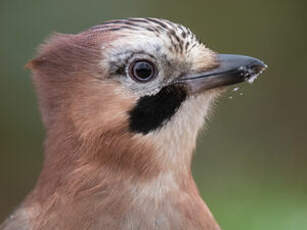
[{"x1": 19, "y1": 91, "x2": 220, "y2": 230}]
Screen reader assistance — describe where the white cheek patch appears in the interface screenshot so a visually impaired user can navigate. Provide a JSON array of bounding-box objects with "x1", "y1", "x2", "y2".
[{"x1": 147, "y1": 91, "x2": 220, "y2": 172}]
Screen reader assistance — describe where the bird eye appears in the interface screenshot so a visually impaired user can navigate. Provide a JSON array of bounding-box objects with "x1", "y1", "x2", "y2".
[{"x1": 129, "y1": 60, "x2": 156, "y2": 82}]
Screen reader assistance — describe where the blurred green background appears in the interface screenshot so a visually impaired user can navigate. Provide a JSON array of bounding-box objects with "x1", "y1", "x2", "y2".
[{"x1": 1, "y1": 0, "x2": 307, "y2": 229}]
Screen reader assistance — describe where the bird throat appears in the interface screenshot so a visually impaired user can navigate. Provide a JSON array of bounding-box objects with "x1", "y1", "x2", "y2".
[{"x1": 128, "y1": 85, "x2": 187, "y2": 134}]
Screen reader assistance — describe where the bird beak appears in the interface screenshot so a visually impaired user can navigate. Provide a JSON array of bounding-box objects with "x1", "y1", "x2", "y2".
[{"x1": 177, "y1": 54, "x2": 267, "y2": 94}]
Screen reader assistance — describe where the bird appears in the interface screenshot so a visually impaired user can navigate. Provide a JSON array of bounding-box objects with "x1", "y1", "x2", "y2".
[{"x1": 0, "y1": 18, "x2": 266, "y2": 230}]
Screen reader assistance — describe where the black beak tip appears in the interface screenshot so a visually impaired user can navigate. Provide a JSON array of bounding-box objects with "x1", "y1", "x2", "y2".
[
  {"x1": 214, "y1": 54, "x2": 267, "y2": 81},
  {"x1": 176, "y1": 54, "x2": 267, "y2": 94},
  {"x1": 249, "y1": 57, "x2": 267, "y2": 71},
  {"x1": 239, "y1": 58, "x2": 267, "y2": 83}
]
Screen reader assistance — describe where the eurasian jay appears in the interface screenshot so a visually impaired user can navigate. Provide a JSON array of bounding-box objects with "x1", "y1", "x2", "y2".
[{"x1": 1, "y1": 18, "x2": 266, "y2": 230}]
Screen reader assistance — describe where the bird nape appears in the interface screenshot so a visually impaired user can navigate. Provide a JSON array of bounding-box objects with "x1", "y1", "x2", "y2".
[{"x1": 1, "y1": 18, "x2": 266, "y2": 230}]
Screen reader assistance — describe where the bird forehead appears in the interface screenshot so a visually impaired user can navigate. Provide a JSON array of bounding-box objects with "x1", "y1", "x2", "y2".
[
  {"x1": 92, "y1": 18, "x2": 202, "y2": 58},
  {"x1": 94, "y1": 19, "x2": 216, "y2": 76}
]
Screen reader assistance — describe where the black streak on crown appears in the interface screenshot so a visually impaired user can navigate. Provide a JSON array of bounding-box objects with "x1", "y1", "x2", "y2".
[{"x1": 128, "y1": 85, "x2": 187, "y2": 134}]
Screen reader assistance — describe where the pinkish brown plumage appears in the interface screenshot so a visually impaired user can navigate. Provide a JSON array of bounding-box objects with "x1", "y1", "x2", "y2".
[{"x1": 1, "y1": 18, "x2": 266, "y2": 230}]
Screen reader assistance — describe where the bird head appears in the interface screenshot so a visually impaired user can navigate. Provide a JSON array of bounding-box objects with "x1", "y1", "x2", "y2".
[{"x1": 27, "y1": 18, "x2": 266, "y2": 177}]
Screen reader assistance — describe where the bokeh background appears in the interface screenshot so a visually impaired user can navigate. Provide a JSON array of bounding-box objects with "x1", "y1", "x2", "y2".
[{"x1": 1, "y1": 0, "x2": 306, "y2": 229}]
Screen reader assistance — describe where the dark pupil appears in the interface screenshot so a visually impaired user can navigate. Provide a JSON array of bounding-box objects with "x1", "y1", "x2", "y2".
[{"x1": 134, "y1": 62, "x2": 153, "y2": 80}]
